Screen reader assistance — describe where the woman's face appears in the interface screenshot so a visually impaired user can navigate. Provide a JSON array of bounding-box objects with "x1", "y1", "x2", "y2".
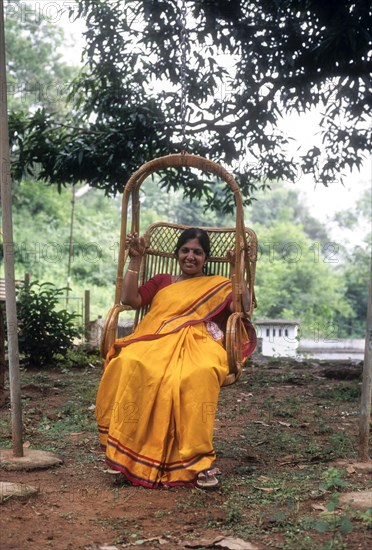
[{"x1": 177, "y1": 238, "x2": 207, "y2": 277}]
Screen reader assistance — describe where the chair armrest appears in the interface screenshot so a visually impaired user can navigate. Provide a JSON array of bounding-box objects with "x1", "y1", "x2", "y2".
[
  {"x1": 224, "y1": 311, "x2": 257, "y2": 387},
  {"x1": 224, "y1": 312, "x2": 244, "y2": 386},
  {"x1": 100, "y1": 304, "x2": 133, "y2": 358}
]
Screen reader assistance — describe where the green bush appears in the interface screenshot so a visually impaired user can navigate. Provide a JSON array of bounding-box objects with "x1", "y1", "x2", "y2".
[
  {"x1": 54, "y1": 348, "x2": 102, "y2": 370},
  {"x1": 16, "y1": 281, "x2": 81, "y2": 367}
]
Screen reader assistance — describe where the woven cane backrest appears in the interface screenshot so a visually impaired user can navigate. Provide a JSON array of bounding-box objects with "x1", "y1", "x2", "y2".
[
  {"x1": 116, "y1": 154, "x2": 249, "y2": 310},
  {"x1": 133, "y1": 222, "x2": 257, "y2": 325}
]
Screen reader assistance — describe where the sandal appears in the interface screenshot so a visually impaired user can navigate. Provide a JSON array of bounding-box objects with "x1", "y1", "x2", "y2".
[
  {"x1": 196, "y1": 468, "x2": 221, "y2": 489},
  {"x1": 105, "y1": 468, "x2": 121, "y2": 475}
]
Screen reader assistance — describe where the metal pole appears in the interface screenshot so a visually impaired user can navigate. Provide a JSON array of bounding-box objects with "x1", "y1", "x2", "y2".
[
  {"x1": 0, "y1": 0, "x2": 23, "y2": 456},
  {"x1": 358, "y1": 258, "x2": 372, "y2": 461}
]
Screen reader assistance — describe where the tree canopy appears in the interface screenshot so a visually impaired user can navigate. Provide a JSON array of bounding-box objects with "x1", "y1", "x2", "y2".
[
  {"x1": 5, "y1": 3, "x2": 77, "y2": 112},
  {"x1": 9, "y1": 0, "x2": 371, "y2": 209}
]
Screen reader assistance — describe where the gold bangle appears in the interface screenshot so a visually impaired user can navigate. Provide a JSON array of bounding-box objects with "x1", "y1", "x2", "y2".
[{"x1": 127, "y1": 269, "x2": 139, "y2": 274}]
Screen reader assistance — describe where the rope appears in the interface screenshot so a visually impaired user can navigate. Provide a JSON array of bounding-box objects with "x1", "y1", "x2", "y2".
[{"x1": 180, "y1": 0, "x2": 188, "y2": 152}]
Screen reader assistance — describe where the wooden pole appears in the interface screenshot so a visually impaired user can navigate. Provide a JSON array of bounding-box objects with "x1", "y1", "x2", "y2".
[
  {"x1": 0, "y1": 304, "x2": 5, "y2": 394},
  {"x1": 358, "y1": 258, "x2": 372, "y2": 461},
  {"x1": 24, "y1": 272, "x2": 30, "y2": 289},
  {"x1": 0, "y1": 0, "x2": 23, "y2": 456},
  {"x1": 84, "y1": 289, "x2": 90, "y2": 341}
]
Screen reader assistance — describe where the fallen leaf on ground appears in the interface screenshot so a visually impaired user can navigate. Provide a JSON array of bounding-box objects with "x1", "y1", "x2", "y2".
[
  {"x1": 257, "y1": 475, "x2": 270, "y2": 482},
  {"x1": 346, "y1": 465, "x2": 356, "y2": 474}
]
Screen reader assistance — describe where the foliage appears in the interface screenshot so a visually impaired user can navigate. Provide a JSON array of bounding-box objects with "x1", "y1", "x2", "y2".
[
  {"x1": 138, "y1": 176, "x2": 236, "y2": 227},
  {"x1": 320, "y1": 468, "x2": 348, "y2": 491},
  {"x1": 311, "y1": 470, "x2": 353, "y2": 547},
  {"x1": 7, "y1": 179, "x2": 120, "y2": 316},
  {"x1": 3, "y1": 177, "x2": 367, "y2": 336},
  {"x1": 340, "y1": 246, "x2": 370, "y2": 335},
  {"x1": 254, "y1": 220, "x2": 352, "y2": 336},
  {"x1": 246, "y1": 182, "x2": 330, "y2": 242},
  {"x1": 54, "y1": 347, "x2": 101, "y2": 370},
  {"x1": 5, "y1": 1, "x2": 78, "y2": 112},
  {"x1": 249, "y1": 181, "x2": 370, "y2": 337},
  {"x1": 333, "y1": 189, "x2": 371, "y2": 336},
  {"x1": 9, "y1": 0, "x2": 371, "y2": 208},
  {"x1": 6, "y1": 176, "x2": 235, "y2": 318},
  {"x1": 16, "y1": 281, "x2": 80, "y2": 367}
]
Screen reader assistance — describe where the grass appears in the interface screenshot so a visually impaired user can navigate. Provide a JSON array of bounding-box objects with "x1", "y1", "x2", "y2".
[
  {"x1": 0, "y1": 357, "x2": 370, "y2": 550},
  {"x1": 0, "y1": 362, "x2": 100, "y2": 461},
  {"x1": 218, "y1": 467, "x2": 367, "y2": 550}
]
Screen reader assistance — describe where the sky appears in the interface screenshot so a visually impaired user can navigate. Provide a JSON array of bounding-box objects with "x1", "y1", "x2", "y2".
[{"x1": 9, "y1": 1, "x2": 370, "y2": 241}]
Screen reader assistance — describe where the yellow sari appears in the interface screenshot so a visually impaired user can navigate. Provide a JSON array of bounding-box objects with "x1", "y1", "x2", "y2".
[{"x1": 96, "y1": 275, "x2": 232, "y2": 488}]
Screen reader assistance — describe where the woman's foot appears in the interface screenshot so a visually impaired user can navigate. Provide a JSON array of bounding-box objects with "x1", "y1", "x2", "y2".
[
  {"x1": 105, "y1": 467, "x2": 121, "y2": 475},
  {"x1": 196, "y1": 468, "x2": 221, "y2": 489}
]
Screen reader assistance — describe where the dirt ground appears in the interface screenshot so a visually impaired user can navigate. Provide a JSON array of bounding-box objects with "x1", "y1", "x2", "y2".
[{"x1": 0, "y1": 354, "x2": 371, "y2": 550}]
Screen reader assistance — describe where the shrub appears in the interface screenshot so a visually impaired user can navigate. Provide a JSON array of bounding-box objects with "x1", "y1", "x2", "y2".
[
  {"x1": 54, "y1": 348, "x2": 102, "y2": 370},
  {"x1": 16, "y1": 281, "x2": 81, "y2": 367}
]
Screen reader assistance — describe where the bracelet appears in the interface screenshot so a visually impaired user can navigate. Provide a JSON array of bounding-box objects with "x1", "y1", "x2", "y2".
[{"x1": 127, "y1": 269, "x2": 139, "y2": 274}]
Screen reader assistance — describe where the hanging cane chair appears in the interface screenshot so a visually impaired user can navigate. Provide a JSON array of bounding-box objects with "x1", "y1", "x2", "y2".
[{"x1": 100, "y1": 152, "x2": 258, "y2": 386}]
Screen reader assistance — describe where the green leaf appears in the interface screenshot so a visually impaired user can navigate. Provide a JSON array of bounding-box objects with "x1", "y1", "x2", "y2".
[
  {"x1": 339, "y1": 515, "x2": 353, "y2": 535},
  {"x1": 313, "y1": 519, "x2": 330, "y2": 534}
]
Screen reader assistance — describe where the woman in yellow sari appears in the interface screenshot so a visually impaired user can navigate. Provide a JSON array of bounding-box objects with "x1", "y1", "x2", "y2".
[{"x1": 96, "y1": 228, "x2": 255, "y2": 489}]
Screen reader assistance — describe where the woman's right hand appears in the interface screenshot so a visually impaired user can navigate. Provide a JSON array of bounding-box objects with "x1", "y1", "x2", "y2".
[
  {"x1": 126, "y1": 232, "x2": 146, "y2": 258},
  {"x1": 122, "y1": 232, "x2": 145, "y2": 308}
]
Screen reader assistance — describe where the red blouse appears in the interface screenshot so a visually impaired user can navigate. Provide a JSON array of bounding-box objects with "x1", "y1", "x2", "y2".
[{"x1": 138, "y1": 274, "x2": 172, "y2": 306}]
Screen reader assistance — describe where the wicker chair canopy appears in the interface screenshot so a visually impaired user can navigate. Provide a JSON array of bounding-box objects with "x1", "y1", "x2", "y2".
[{"x1": 100, "y1": 153, "x2": 257, "y2": 386}]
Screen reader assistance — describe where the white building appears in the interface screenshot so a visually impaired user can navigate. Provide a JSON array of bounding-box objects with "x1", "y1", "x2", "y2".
[
  {"x1": 254, "y1": 319, "x2": 364, "y2": 362},
  {"x1": 254, "y1": 319, "x2": 300, "y2": 358}
]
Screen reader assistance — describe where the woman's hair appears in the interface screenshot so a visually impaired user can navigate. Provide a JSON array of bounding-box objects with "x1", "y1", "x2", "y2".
[{"x1": 174, "y1": 228, "x2": 211, "y2": 259}]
